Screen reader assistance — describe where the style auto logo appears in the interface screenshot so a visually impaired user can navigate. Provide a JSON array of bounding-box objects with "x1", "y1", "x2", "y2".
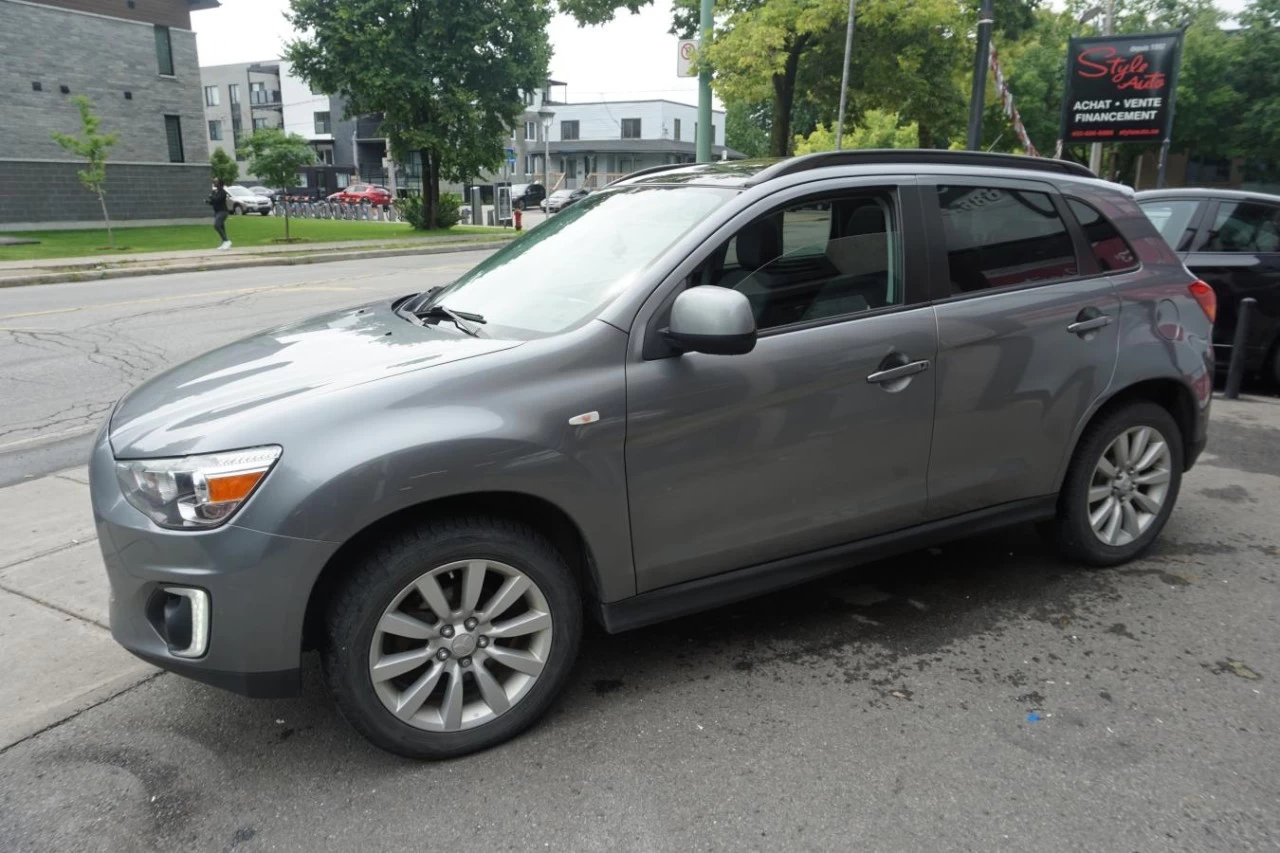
[{"x1": 1076, "y1": 46, "x2": 1167, "y2": 91}]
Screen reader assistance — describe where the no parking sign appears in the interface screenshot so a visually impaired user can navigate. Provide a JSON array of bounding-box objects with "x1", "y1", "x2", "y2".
[{"x1": 677, "y1": 39, "x2": 697, "y2": 78}]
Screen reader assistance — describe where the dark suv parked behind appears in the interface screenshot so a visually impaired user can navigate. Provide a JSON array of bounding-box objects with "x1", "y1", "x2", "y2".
[
  {"x1": 1137, "y1": 188, "x2": 1280, "y2": 384},
  {"x1": 92, "y1": 151, "x2": 1214, "y2": 758}
]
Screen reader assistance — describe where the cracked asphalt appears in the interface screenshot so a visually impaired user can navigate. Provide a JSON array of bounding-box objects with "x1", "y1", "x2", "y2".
[
  {"x1": 1, "y1": 260, "x2": 1278, "y2": 851},
  {"x1": 0, "y1": 252, "x2": 491, "y2": 486}
]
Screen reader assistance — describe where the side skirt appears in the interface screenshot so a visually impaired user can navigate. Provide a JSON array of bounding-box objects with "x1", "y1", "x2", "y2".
[{"x1": 597, "y1": 496, "x2": 1057, "y2": 634}]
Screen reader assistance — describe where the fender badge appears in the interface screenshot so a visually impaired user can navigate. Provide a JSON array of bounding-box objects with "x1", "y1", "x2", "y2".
[{"x1": 568, "y1": 411, "x2": 600, "y2": 425}]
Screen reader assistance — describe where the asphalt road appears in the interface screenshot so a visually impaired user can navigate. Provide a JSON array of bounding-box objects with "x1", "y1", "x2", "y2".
[
  {"x1": 0, "y1": 252, "x2": 493, "y2": 487},
  {"x1": 1, "y1": 260, "x2": 1278, "y2": 851}
]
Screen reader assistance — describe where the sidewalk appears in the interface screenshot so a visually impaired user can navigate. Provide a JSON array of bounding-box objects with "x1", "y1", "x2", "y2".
[
  {"x1": 0, "y1": 233, "x2": 515, "y2": 288},
  {"x1": 1, "y1": 393, "x2": 1275, "y2": 753}
]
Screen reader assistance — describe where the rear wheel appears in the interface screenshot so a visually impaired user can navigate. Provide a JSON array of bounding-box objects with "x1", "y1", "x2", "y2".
[
  {"x1": 1046, "y1": 402, "x2": 1183, "y2": 566},
  {"x1": 324, "y1": 516, "x2": 582, "y2": 758}
]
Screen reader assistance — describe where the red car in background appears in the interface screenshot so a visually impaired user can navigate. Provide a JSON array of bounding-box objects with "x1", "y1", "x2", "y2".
[{"x1": 327, "y1": 184, "x2": 394, "y2": 205}]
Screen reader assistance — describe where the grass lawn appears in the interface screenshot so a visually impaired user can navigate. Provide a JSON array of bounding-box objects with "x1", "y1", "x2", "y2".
[{"x1": 0, "y1": 217, "x2": 510, "y2": 262}]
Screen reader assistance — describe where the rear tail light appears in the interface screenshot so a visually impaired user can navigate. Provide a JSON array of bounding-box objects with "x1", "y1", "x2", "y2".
[{"x1": 1189, "y1": 280, "x2": 1216, "y2": 323}]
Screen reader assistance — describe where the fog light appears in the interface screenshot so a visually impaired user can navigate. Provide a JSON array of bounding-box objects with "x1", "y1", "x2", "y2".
[{"x1": 159, "y1": 587, "x2": 209, "y2": 658}]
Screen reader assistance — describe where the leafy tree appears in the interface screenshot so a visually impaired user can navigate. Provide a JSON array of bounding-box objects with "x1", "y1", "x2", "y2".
[
  {"x1": 724, "y1": 102, "x2": 772, "y2": 157},
  {"x1": 210, "y1": 147, "x2": 239, "y2": 186},
  {"x1": 794, "y1": 109, "x2": 918, "y2": 153},
  {"x1": 49, "y1": 96, "x2": 118, "y2": 249},
  {"x1": 286, "y1": 0, "x2": 552, "y2": 229},
  {"x1": 1235, "y1": 0, "x2": 1280, "y2": 178},
  {"x1": 243, "y1": 128, "x2": 315, "y2": 242}
]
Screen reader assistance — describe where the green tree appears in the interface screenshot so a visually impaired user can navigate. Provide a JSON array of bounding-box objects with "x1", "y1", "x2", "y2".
[
  {"x1": 1235, "y1": 0, "x2": 1280, "y2": 178},
  {"x1": 49, "y1": 96, "x2": 118, "y2": 249},
  {"x1": 285, "y1": 0, "x2": 552, "y2": 229},
  {"x1": 243, "y1": 128, "x2": 315, "y2": 242},
  {"x1": 794, "y1": 109, "x2": 918, "y2": 153},
  {"x1": 210, "y1": 147, "x2": 239, "y2": 186},
  {"x1": 724, "y1": 102, "x2": 772, "y2": 157}
]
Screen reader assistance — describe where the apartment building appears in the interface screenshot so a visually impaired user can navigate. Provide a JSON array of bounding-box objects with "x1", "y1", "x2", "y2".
[
  {"x1": 199, "y1": 60, "x2": 283, "y2": 177},
  {"x1": 0, "y1": 0, "x2": 218, "y2": 228}
]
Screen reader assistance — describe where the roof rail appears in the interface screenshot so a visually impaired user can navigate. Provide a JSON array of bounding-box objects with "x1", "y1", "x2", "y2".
[
  {"x1": 746, "y1": 149, "x2": 1095, "y2": 186},
  {"x1": 603, "y1": 162, "x2": 695, "y2": 188}
]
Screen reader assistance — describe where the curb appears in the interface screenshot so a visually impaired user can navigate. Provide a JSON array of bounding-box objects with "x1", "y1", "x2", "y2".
[{"x1": 0, "y1": 239, "x2": 512, "y2": 289}]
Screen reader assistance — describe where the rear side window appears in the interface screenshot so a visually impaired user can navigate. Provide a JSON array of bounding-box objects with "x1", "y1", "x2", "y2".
[
  {"x1": 1067, "y1": 199, "x2": 1139, "y2": 272},
  {"x1": 1200, "y1": 201, "x2": 1280, "y2": 253},
  {"x1": 1138, "y1": 199, "x2": 1200, "y2": 251},
  {"x1": 938, "y1": 186, "x2": 1078, "y2": 294}
]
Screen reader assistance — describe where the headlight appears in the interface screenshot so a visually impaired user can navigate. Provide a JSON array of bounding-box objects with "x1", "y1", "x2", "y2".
[{"x1": 115, "y1": 446, "x2": 281, "y2": 529}]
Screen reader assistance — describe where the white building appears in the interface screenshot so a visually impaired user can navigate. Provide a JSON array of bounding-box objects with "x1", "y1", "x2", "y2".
[
  {"x1": 508, "y1": 82, "x2": 737, "y2": 190},
  {"x1": 279, "y1": 59, "x2": 335, "y2": 165}
]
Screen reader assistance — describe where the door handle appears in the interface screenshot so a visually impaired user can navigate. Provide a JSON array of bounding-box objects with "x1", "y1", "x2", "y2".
[
  {"x1": 1067, "y1": 315, "x2": 1112, "y2": 335},
  {"x1": 866, "y1": 360, "x2": 931, "y2": 384}
]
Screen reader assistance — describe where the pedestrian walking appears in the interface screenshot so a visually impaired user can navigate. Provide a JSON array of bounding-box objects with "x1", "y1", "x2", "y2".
[{"x1": 208, "y1": 178, "x2": 231, "y2": 250}]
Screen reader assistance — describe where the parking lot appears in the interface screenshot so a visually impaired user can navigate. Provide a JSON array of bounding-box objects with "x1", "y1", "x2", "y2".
[{"x1": 0, "y1": 251, "x2": 1276, "y2": 852}]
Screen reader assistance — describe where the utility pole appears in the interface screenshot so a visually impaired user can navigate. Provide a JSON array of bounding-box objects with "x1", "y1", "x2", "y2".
[
  {"x1": 966, "y1": 0, "x2": 994, "y2": 150},
  {"x1": 834, "y1": 0, "x2": 858, "y2": 150},
  {"x1": 1089, "y1": 0, "x2": 1115, "y2": 175},
  {"x1": 696, "y1": 0, "x2": 713, "y2": 162}
]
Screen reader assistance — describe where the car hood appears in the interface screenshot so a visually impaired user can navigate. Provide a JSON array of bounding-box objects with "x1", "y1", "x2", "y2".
[{"x1": 109, "y1": 301, "x2": 521, "y2": 458}]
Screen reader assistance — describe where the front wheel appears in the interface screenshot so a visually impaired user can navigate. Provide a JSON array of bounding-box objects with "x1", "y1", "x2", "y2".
[
  {"x1": 1045, "y1": 401, "x2": 1183, "y2": 566},
  {"x1": 259, "y1": 209, "x2": 270, "y2": 216},
  {"x1": 324, "y1": 516, "x2": 582, "y2": 759}
]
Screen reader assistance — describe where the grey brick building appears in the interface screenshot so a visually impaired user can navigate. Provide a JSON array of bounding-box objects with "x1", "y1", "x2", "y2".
[{"x1": 0, "y1": 0, "x2": 219, "y2": 229}]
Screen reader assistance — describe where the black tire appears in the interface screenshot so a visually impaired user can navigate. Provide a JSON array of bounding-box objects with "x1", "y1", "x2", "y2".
[
  {"x1": 232, "y1": 204, "x2": 243, "y2": 215},
  {"x1": 324, "y1": 515, "x2": 582, "y2": 759},
  {"x1": 259, "y1": 209, "x2": 270, "y2": 216},
  {"x1": 1046, "y1": 401, "x2": 1183, "y2": 567}
]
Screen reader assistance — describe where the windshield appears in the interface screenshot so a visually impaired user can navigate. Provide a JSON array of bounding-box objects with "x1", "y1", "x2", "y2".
[
  {"x1": 412, "y1": 186, "x2": 735, "y2": 336},
  {"x1": 227, "y1": 186, "x2": 251, "y2": 197}
]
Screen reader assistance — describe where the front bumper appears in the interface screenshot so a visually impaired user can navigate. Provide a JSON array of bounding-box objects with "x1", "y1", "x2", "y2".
[{"x1": 89, "y1": 426, "x2": 339, "y2": 697}]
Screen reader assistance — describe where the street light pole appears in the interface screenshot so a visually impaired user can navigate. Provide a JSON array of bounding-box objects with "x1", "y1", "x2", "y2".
[
  {"x1": 834, "y1": 0, "x2": 858, "y2": 150},
  {"x1": 538, "y1": 106, "x2": 554, "y2": 201},
  {"x1": 696, "y1": 0, "x2": 713, "y2": 162},
  {"x1": 1089, "y1": 0, "x2": 1115, "y2": 176},
  {"x1": 966, "y1": 0, "x2": 994, "y2": 150}
]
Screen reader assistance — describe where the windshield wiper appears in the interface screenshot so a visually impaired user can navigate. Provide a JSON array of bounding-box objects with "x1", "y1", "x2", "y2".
[{"x1": 417, "y1": 304, "x2": 485, "y2": 337}]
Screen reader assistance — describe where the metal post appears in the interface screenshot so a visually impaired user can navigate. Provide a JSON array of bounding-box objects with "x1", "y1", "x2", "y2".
[
  {"x1": 966, "y1": 0, "x2": 994, "y2": 150},
  {"x1": 1224, "y1": 298, "x2": 1257, "y2": 400},
  {"x1": 1089, "y1": 0, "x2": 1114, "y2": 175},
  {"x1": 834, "y1": 0, "x2": 858, "y2": 150},
  {"x1": 696, "y1": 0, "x2": 713, "y2": 162}
]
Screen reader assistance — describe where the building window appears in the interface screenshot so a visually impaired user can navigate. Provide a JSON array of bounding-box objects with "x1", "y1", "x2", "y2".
[
  {"x1": 711, "y1": 124, "x2": 716, "y2": 144},
  {"x1": 164, "y1": 115, "x2": 184, "y2": 162},
  {"x1": 525, "y1": 121, "x2": 536, "y2": 141},
  {"x1": 229, "y1": 83, "x2": 240, "y2": 105},
  {"x1": 673, "y1": 118, "x2": 681, "y2": 141},
  {"x1": 314, "y1": 111, "x2": 331, "y2": 134},
  {"x1": 154, "y1": 26, "x2": 174, "y2": 76},
  {"x1": 561, "y1": 120, "x2": 579, "y2": 141},
  {"x1": 253, "y1": 117, "x2": 270, "y2": 130},
  {"x1": 525, "y1": 153, "x2": 535, "y2": 176},
  {"x1": 233, "y1": 131, "x2": 245, "y2": 160},
  {"x1": 621, "y1": 118, "x2": 641, "y2": 139},
  {"x1": 208, "y1": 119, "x2": 223, "y2": 141},
  {"x1": 523, "y1": 90, "x2": 536, "y2": 106},
  {"x1": 317, "y1": 147, "x2": 334, "y2": 165},
  {"x1": 204, "y1": 85, "x2": 219, "y2": 107}
]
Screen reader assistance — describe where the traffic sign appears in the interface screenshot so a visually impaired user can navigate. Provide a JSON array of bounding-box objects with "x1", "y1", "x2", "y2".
[{"x1": 677, "y1": 39, "x2": 697, "y2": 78}]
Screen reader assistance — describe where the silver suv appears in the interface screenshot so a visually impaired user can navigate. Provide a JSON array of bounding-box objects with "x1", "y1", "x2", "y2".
[{"x1": 91, "y1": 152, "x2": 1214, "y2": 758}]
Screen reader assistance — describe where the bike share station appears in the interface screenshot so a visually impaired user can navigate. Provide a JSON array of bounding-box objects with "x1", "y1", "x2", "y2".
[{"x1": 466, "y1": 183, "x2": 515, "y2": 228}]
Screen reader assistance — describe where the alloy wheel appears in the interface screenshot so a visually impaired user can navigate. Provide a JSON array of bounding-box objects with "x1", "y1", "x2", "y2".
[
  {"x1": 1087, "y1": 425, "x2": 1173, "y2": 546},
  {"x1": 368, "y1": 559, "x2": 553, "y2": 732}
]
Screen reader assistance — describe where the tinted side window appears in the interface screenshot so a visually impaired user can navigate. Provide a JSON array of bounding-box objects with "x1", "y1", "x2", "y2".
[
  {"x1": 1138, "y1": 199, "x2": 1200, "y2": 251},
  {"x1": 1067, "y1": 199, "x2": 1138, "y2": 272},
  {"x1": 1202, "y1": 202, "x2": 1280, "y2": 253},
  {"x1": 938, "y1": 186, "x2": 1077, "y2": 294}
]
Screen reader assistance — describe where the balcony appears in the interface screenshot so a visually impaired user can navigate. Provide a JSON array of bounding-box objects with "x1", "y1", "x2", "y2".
[{"x1": 250, "y1": 89, "x2": 282, "y2": 107}]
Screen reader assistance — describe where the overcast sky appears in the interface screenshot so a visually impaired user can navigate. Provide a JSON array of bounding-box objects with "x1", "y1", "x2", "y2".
[{"x1": 193, "y1": 0, "x2": 1251, "y2": 108}]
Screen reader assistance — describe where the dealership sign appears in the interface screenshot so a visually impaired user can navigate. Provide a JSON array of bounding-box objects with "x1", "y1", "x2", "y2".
[{"x1": 1060, "y1": 31, "x2": 1183, "y2": 144}]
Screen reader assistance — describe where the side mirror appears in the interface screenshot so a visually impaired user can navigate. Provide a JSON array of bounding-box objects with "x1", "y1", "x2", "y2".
[{"x1": 664, "y1": 286, "x2": 757, "y2": 356}]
